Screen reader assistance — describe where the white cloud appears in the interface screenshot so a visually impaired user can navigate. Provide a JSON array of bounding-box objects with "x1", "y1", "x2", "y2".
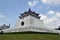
[
  {"x1": 41, "y1": 0, "x2": 60, "y2": 5},
  {"x1": 47, "y1": 10, "x2": 55, "y2": 14},
  {"x1": 28, "y1": 0, "x2": 39, "y2": 6},
  {"x1": 0, "y1": 14, "x2": 10, "y2": 25},
  {"x1": 0, "y1": 14, "x2": 6, "y2": 18},
  {"x1": 40, "y1": 14, "x2": 53, "y2": 25},
  {"x1": 56, "y1": 12, "x2": 60, "y2": 17},
  {"x1": 0, "y1": 14, "x2": 10, "y2": 22},
  {"x1": 40, "y1": 11, "x2": 60, "y2": 29},
  {"x1": 40, "y1": 14, "x2": 47, "y2": 20}
]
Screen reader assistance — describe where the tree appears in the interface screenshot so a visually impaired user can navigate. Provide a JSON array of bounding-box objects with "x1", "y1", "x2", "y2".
[{"x1": 1, "y1": 31, "x2": 3, "y2": 34}]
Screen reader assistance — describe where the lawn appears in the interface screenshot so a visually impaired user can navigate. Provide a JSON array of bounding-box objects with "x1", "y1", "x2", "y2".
[{"x1": 0, "y1": 34, "x2": 60, "y2": 40}]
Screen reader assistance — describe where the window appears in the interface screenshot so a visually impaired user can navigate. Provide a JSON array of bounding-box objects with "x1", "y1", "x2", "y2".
[{"x1": 21, "y1": 21, "x2": 24, "y2": 26}]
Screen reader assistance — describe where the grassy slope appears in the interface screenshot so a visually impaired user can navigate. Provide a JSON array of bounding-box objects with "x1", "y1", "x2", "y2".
[{"x1": 0, "y1": 34, "x2": 60, "y2": 40}]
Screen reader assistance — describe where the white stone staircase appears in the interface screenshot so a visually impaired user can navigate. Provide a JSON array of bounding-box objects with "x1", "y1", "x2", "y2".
[{"x1": 2, "y1": 26, "x2": 60, "y2": 34}]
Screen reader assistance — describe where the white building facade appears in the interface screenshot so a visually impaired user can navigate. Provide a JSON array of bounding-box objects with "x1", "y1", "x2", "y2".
[{"x1": 2, "y1": 9, "x2": 60, "y2": 34}]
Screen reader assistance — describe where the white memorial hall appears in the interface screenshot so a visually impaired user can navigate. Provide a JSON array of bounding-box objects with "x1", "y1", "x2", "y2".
[{"x1": 2, "y1": 9, "x2": 60, "y2": 34}]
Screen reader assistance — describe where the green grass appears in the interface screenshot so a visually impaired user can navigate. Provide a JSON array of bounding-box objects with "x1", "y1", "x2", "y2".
[{"x1": 0, "y1": 34, "x2": 60, "y2": 40}]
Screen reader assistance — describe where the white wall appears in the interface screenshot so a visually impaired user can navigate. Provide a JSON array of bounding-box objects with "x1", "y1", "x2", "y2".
[
  {"x1": 15, "y1": 15, "x2": 31, "y2": 27},
  {"x1": 15, "y1": 15, "x2": 44, "y2": 28},
  {"x1": 30, "y1": 16, "x2": 44, "y2": 28}
]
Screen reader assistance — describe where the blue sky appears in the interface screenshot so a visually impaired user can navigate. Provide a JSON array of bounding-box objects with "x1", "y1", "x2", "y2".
[{"x1": 0, "y1": 0, "x2": 60, "y2": 29}]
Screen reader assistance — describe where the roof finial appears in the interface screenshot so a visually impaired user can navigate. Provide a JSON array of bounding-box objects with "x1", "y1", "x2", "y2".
[{"x1": 29, "y1": 8, "x2": 31, "y2": 12}]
